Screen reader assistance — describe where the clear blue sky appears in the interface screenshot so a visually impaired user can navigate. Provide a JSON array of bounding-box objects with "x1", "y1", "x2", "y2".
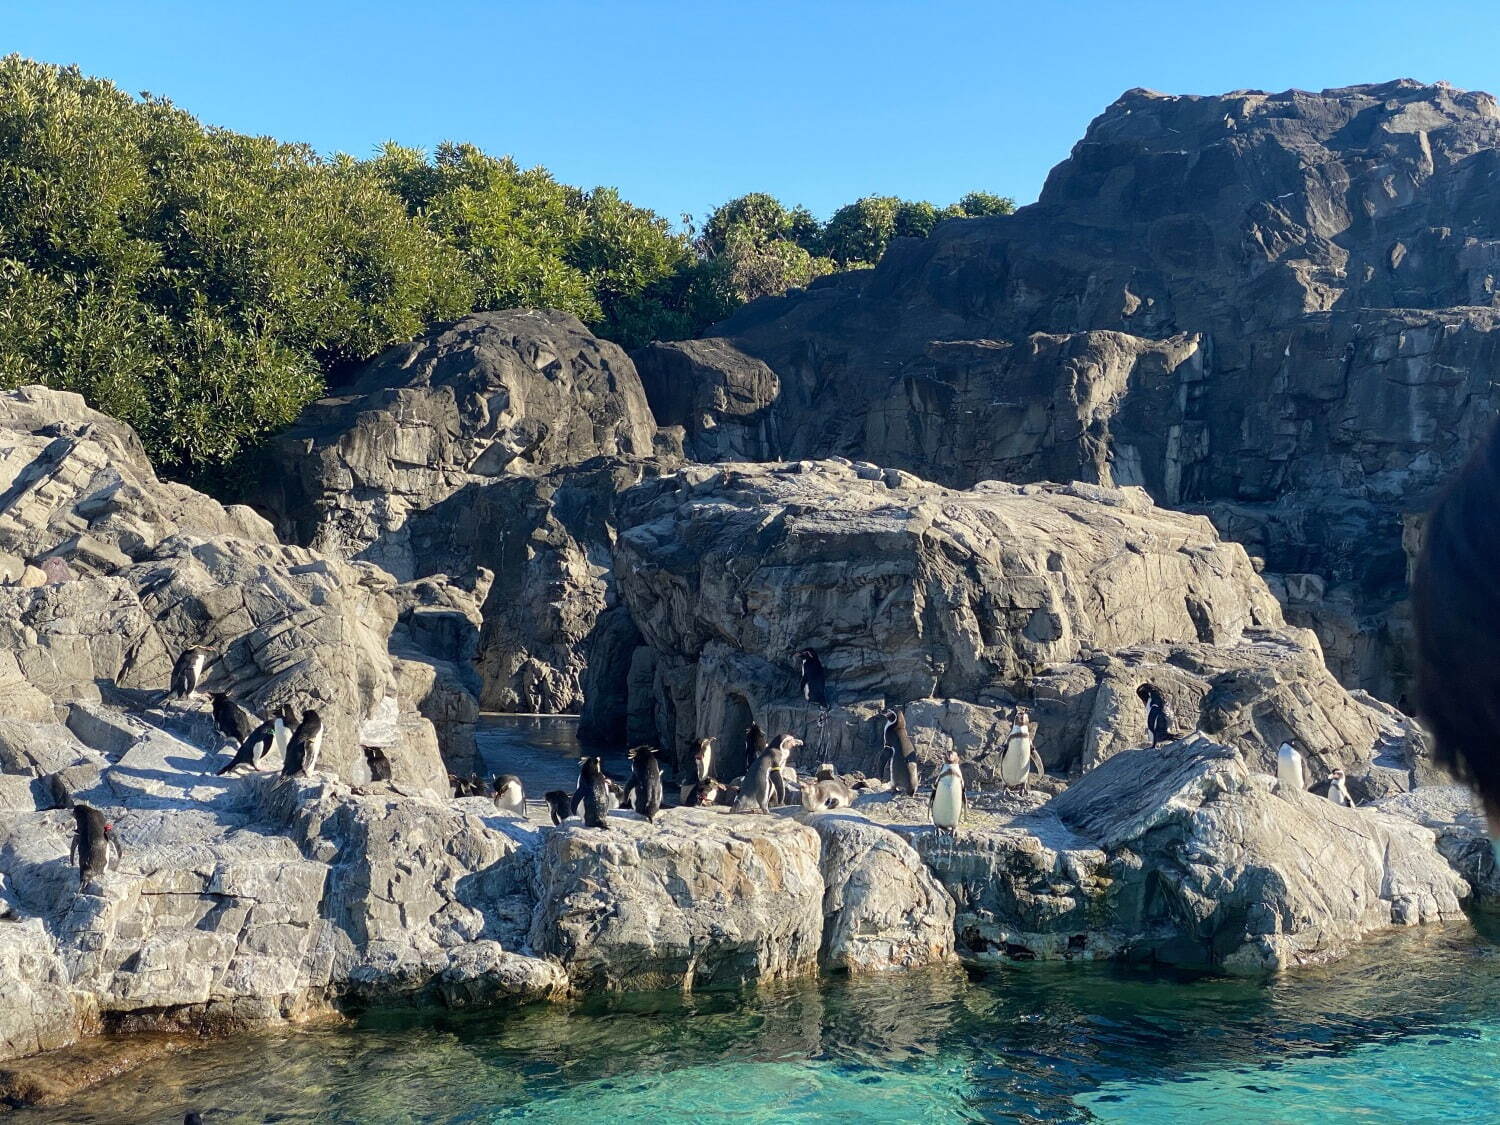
[{"x1": 8, "y1": 0, "x2": 1499, "y2": 223}]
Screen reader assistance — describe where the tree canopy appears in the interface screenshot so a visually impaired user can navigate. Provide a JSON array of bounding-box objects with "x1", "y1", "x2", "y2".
[{"x1": 0, "y1": 56, "x2": 1013, "y2": 482}]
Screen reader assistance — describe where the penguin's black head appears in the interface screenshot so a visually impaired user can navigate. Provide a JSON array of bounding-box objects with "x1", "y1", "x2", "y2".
[
  {"x1": 277, "y1": 703, "x2": 296, "y2": 722},
  {"x1": 1136, "y1": 683, "x2": 1155, "y2": 702},
  {"x1": 880, "y1": 708, "x2": 896, "y2": 723}
]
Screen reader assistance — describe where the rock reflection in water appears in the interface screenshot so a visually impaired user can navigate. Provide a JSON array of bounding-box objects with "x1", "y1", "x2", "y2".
[{"x1": 11, "y1": 921, "x2": 1500, "y2": 1124}]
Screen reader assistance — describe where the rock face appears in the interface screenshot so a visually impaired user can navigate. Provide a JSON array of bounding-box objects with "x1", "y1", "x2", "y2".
[
  {"x1": 631, "y1": 81, "x2": 1500, "y2": 699},
  {"x1": 530, "y1": 809, "x2": 824, "y2": 991},
  {"x1": 257, "y1": 311, "x2": 670, "y2": 717},
  {"x1": 895, "y1": 735, "x2": 1469, "y2": 973},
  {"x1": 611, "y1": 459, "x2": 1417, "y2": 790},
  {"x1": 0, "y1": 386, "x2": 458, "y2": 792}
]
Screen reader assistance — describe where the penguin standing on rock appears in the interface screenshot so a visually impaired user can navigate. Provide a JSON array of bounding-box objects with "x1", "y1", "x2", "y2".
[
  {"x1": 216, "y1": 718, "x2": 275, "y2": 775},
  {"x1": 768, "y1": 733, "x2": 802, "y2": 805},
  {"x1": 281, "y1": 711, "x2": 323, "y2": 778},
  {"x1": 623, "y1": 747, "x2": 664, "y2": 822},
  {"x1": 880, "y1": 708, "x2": 920, "y2": 796},
  {"x1": 997, "y1": 707, "x2": 1045, "y2": 793},
  {"x1": 544, "y1": 790, "x2": 572, "y2": 825},
  {"x1": 1136, "y1": 684, "x2": 1177, "y2": 748},
  {"x1": 930, "y1": 751, "x2": 966, "y2": 836},
  {"x1": 733, "y1": 746, "x2": 777, "y2": 814},
  {"x1": 363, "y1": 745, "x2": 393, "y2": 782},
  {"x1": 493, "y1": 774, "x2": 525, "y2": 815},
  {"x1": 794, "y1": 648, "x2": 828, "y2": 708},
  {"x1": 210, "y1": 692, "x2": 257, "y2": 747},
  {"x1": 681, "y1": 737, "x2": 716, "y2": 805},
  {"x1": 169, "y1": 646, "x2": 215, "y2": 700},
  {"x1": 1276, "y1": 740, "x2": 1306, "y2": 794},
  {"x1": 70, "y1": 804, "x2": 120, "y2": 888},
  {"x1": 573, "y1": 756, "x2": 612, "y2": 829},
  {"x1": 1310, "y1": 767, "x2": 1353, "y2": 806}
]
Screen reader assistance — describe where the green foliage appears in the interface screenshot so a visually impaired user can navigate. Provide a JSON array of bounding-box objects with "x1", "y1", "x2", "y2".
[
  {"x1": 0, "y1": 55, "x2": 469, "y2": 477},
  {"x1": 0, "y1": 55, "x2": 1012, "y2": 478}
]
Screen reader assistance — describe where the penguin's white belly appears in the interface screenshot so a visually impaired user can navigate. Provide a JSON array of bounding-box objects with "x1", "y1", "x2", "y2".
[
  {"x1": 1328, "y1": 782, "x2": 1350, "y2": 807},
  {"x1": 932, "y1": 777, "x2": 963, "y2": 828},
  {"x1": 1277, "y1": 751, "x2": 1305, "y2": 792},
  {"x1": 304, "y1": 731, "x2": 323, "y2": 774},
  {"x1": 999, "y1": 738, "x2": 1032, "y2": 785},
  {"x1": 272, "y1": 719, "x2": 289, "y2": 758},
  {"x1": 495, "y1": 784, "x2": 524, "y2": 814}
]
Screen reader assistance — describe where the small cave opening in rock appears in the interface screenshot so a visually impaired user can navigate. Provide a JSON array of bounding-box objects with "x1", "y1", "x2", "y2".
[{"x1": 718, "y1": 693, "x2": 754, "y2": 779}]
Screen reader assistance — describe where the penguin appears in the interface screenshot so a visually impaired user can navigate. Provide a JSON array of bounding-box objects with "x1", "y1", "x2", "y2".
[
  {"x1": 997, "y1": 706, "x2": 1046, "y2": 793},
  {"x1": 281, "y1": 711, "x2": 323, "y2": 778},
  {"x1": 185, "y1": 1115, "x2": 203, "y2": 1125},
  {"x1": 622, "y1": 747, "x2": 663, "y2": 822},
  {"x1": 271, "y1": 703, "x2": 295, "y2": 760},
  {"x1": 169, "y1": 645, "x2": 215, "y2": 700},
  {"x1": 768, "y1": 733, "x2": 802, "y2": 805},
  {"x1": 216, "y1": 717, "x2": 276, "y2": 775},
  {"x1": 209, "y1": 692, "x2": 257, "y2": 747},
  {"x1": 880, "y1": 708, "x2": 920, "y2": 797},
  {"x1": 745, "y1": 722, "x2": 766, "y2": 769},
  {"x1": 1310, "y1": 767, "x2": 1353, "y2": 806},
  {"x1": 606, "y1": 778, "x2": 627, "y2": 811},
  {"x1": 799, "y1": 769, "x2": 854, "y2": 811},
  {"x1": 363, "y1": 745, "x2": 393, "y2": 782},
  {"x1": 1136, "y1": 683, "x2": 1177, "y2": 748},
  {"x1": 1276, "y1": 740, "x2": 1306, "y2": 794},
  {"x1": 492, "y1": 774, "x2": 524, "y2": 814},
  {"x1": 690, "y1": 778, "x2": 726, "y2": 806},
  {"x1": 70, "y1": 804, "x2": 120, "y2": 888},
  {"x1": 572, "y1": 756, "x2": 612, "y2": 829},
  {"x1": 793, "y1": 648, "x2": 828, "y2": 707},
  {"x1": 733, "y1": 747, "x2": 777, "y2": 814},
  {"x1": 930, "y1": 751, "x2": 966, "y2": 835},
  {"x1": 680, "y1": 737, "x2": 715, "y2": 805},
  {"x1": 543, "y1": 789, "x2": 572, "y2": 825}
]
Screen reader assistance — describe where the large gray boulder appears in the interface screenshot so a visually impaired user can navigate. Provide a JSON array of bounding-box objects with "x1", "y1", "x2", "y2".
[
  {"x1": 892, "y1": 735, "x2": 1468, "y2": 973},
  {"x1": 630, "y1": 81, "x2": 1500, "y2": 700},
  {"x1": 610, "y1": 460, "x2": 1416, "y2": 788},
  {"x1": 258, "y1": 309, "x2": 659, "y2": 573},
  {"x1": 529, "y1": 808, "x2": 824, "y2": 991}
]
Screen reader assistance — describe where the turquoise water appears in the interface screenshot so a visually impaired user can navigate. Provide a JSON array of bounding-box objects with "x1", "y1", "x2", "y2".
[{"x1": 16, "y1": 920, "x2": 1500, "y2": 1123}]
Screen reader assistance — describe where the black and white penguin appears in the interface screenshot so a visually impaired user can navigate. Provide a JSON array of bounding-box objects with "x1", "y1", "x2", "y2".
[
  {"x1": 281, "y1": 711, "x2": 323, "y2": 778},
  {"x1": 1276, "y1": 740, "x2": 1306, "y2": 794},
  {"x1": 1310, "y1": 767, "x2": 1353, "y2": 806},
  {"x1": 998, "y1": 706, "x2": 1045, "y2": 793},
  {"x1": 1136, "y1": 683, "x2": 1177, "y2": 748},
  {"x1": 623, "y1": 747, "x2": 663, "y2": 822},
  {"x1": 690, "y1": 778, "x2": 727, "y2": 806},
  {"x1": 573, "y1": 756, "x2": 612, "y2": 829},
  {"x1": 271, "y1": 703, "x2": 295, "y2": 761},
  {"x1": 216, "y1": 718, "x2": 275, "y2": 775},
  {"x1": 880, "y1": 708, "x2": 920, "y2": 797},
  {"x1": 169, "y1": 646, "x2": 215, "y2": 700},
  {"x1": 363, "y1": 745, "x2": 393, "y2": 782},
  {"x1": 768, "y1": 733, "x2": 802, "y2": 805},
  {"x1": 185, "y1": 1114, "x2": 203, "y2": 1125},
  {"x1": 733, "y1": 746, "x2": 777, "y2": 814},
  {"x1": 793, "y1": 648, "x2": 828, "y2": 708},
  {"x1": 70, "y1": 804, "x2": 120, "y2": 888},
  {"x1": 543, "y1": 789, "x2": 572, "y2": 825},
  {"x1": 681, "y1": 737, "x2": 716, "y2": 805},
  {"x1": 493, "y1": 774, "x2": 525, "y2": 815},
  {"x1": 209, "y1": 692, "x2": 257, "y2": 747},
  {"x1": 930, "y1": 751, "x2": 965, "y2": 835},
  {"x1": 799, "y1": 765, "x2": 853, "y2": 811}
]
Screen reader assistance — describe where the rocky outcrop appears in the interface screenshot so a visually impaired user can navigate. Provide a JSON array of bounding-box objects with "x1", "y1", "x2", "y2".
[
  {"x1": 610, "y1": 459, "x2": 1417, "y2": 790},
  {"x1": 0, "y1": 386, "x2": 461, "y2": 791},
  {"x1": 882, "y1": 735, "x2": 1469, "y2": 973},
  {"x1": 805, "y1": 812, "x2": 956, "y2": 972},
  {"x1": 633, "y1": 81, "x2": 1500, "y2": 699},
  {"x1": 256, "y1": 311, "x2": 673, "y2": 718},
  {"x1": 530, "y1": 809, "x2": 824, "y2": 991}
]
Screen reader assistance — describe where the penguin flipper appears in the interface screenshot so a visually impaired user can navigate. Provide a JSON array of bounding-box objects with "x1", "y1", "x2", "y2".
[{"x1": 1030, "y1": 748, "x2": 1046, "y2": 777}]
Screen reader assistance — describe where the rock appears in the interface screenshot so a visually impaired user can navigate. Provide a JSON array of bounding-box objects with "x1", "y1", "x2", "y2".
[
  {"x1": 803, "y1": 812, "x2": 956, "y2": 972},
  {"x1": 0, "y1": 386, "x2": 471, "y2": 791},
  {"x1": 610, "y1": 460, "x2": 1415, "y2": 786},
  {"x1": 258, "y1": 309, "x2": 658, "y2": 571},
  {"x1": 529, "y1": 808, "x2": 824, "y2": 991},
  {"x1": 640, "y1": 81, "x2": 1500, "y2": 700},
  {"x1": 1374, "y1": 785, "x2": 1500, "y2": 899},
  {"x1": 16, "y1": 566, "x2": 45, "y2": 588}
]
